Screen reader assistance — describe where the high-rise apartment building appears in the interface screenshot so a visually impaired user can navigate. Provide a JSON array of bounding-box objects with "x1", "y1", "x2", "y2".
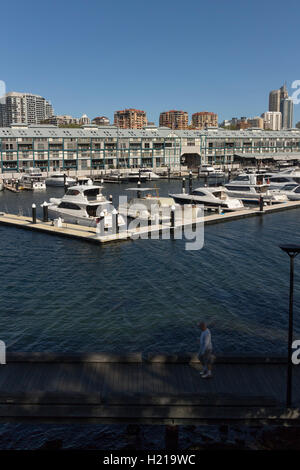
[
  {"x1": 114, "y1": 108, "x2": 147, "y2": 129},
  {"x1": 261, "y1": 111, "x2": 282, "y2": 130},
  {"x1": 159, "y1": 110, "x2": 188, "y2": 129},
  {"x1": 191, "y1": 112, "x2": 218, "y2": 129},
  {"x1": 247, "y1": 116, "x2": 264, "y2": 129},
  {"x1": 0, "y1": 92, "x2": 53, "y2": 126},
  {"x1": 280, "y1": 98, "x2": 294, "y2": 129},
  {"x1": 269, "y1": 84, "x2": 289, "y2": 112}
]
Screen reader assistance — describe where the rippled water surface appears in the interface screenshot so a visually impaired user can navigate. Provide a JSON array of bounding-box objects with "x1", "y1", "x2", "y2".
[{"x1": 0, "y1": 179, "x2": 300, "y2": 355}]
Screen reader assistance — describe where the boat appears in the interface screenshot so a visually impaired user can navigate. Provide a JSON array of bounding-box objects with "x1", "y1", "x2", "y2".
[
  {"x1": 125, "y1": 171, "x2": 148, "y2": 182},
  {"x1": 118, "y1": 188, "x2": 201, "y2": 222},
  {"x1": 19, "y1": 169, "x2": 46, "y2": 190},
  {"x1": 224, "y1": 173, "x2": 287, "y2": 203},
  {"x1": 169, "y1": 186, "x2": 244, "y2": 211},
  {"x1": 198, "y1": 165, "x2": 225, "y2": 177},
  {"x1": 47, "y1": 182, "x2": 126, "y2": 228},
  {"x1": 271, "y1": 184, "x2": 300, "y2": 201},
  {"x1": 138, "y1": 169, "x2": 160, "y2": 180},
  {"x1": 45, "y1": 173, "x2": 77, "y2": 187}
]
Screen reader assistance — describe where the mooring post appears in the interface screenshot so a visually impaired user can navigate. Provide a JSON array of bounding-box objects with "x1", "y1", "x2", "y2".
[
  {"x1": 259, "y1": 195, "x2": 264, "y2": 212},
  {"x1": 182, "y1": 177, "x2": 186, "y2": 194},
  {"x1": 137, "y1": 180, "x2": 141, "y2": 199},
  {"x1": 168, "y1": 167, "x2": 170, "y2": 181},
  {"x1": 63, "y1": 174, "x2": 67, "y2": 193},
  {"x1": 189, "y1": 171, "x2": 193, "y2": 194},
  {"x1": 112, "y1": 208, "x2": 119, "y2": 234},
  {"x1": 42, "y1": 202, "x2": 48, "y2": 222},
  {"x1": 170, "y1": 205, "x2": 175, "y2": 230},
  {"x1": 32, "y1": 203, "x2": 36, "y2": 224},
  {"x1": 96, "y1": 211, "x2": 105, "y2": 236},
  {"x1": 197, "y1": 166, "x2": 200, "y2": 179}
]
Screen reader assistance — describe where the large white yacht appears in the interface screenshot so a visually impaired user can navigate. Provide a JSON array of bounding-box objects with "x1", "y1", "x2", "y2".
[
  {"x1": 45, "y1": 173, "x2": 77, "y2": 187},
  {"x1": 48, "y1": 183, "x2": 126, "y2": 228},
  {"x1": 19, "y1": 169, "x2": 46, "y2": 190},
  {"x1": 119, "y1": 188, "x2": 200, "y2": 222},
  {"x1": 271, "y1": 184, "x2": 300, "y2": 201},
  {"x1": 170, "y1": 186, "x2": 244, "y2": 211},
  {"x1": 225, "y1": 173, "x2": 287, "y2": 203}
]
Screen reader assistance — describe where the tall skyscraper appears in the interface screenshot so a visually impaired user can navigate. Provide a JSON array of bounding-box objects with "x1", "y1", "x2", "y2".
[
  {"x1": 0, "y1": 92, "x2": 53, "y2": 127},
  {"x1": 280, "y1": 98, "x2": 294, "y2": 129},
  {"x1": 261, "y1": 111, "x2": 282, "y2": 130},
  {"x1": 269, "y1": 89, "x2": 281, "y2": 112}
]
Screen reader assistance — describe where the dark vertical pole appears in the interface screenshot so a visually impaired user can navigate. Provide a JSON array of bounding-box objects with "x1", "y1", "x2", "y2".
[
  {"x1": 32, "y1": 204, "x2": 36, "y2": 224},
  {"x1": 182, "y1": 177, "x2": 186, "y2": 194},
  {"x1": 64, "y1": 173, "x2": 67, "y2": 193},
  {"x1": 170, "y1": 207, "x2": 175, "y2": 228},
  {"x1": 197, "y1": 166, "x2": 200, "y2": 179},
  {"x1": 168, "y1": 167, "x2": 170, "y2": 181},
  {"x1": 189, "y1": 171, "x2": 192, "y2": 194},
  {"x1": 137, "y1": 181, "x2": 141, "y2": 199},
  {"x1": 42, "y1": 203, "x2": 48, "y2": 222},
  {"x1": 287, "y1": 255, "x2": 294, "y2": 408}
]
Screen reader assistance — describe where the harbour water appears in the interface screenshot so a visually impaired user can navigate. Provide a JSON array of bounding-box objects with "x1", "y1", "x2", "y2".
[
  {"x1": 0, "y1": 179, "x2": 299, "y2": 356},
  {"x1": 0, "y1": 178, "x2": 300, "y2": 449}
]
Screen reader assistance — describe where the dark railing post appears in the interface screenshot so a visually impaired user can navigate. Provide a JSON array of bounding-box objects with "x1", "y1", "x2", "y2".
[
  {"x1": 287, "y1": 255, "x2": 294, "y2": 408},
  {"x1": 279, "y1": 244, "x2": 300, "y2": 409}
]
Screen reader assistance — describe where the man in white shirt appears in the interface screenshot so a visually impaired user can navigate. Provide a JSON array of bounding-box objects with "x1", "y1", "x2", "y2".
[{"x1": 198, "y1": 322, "x2": 213, "y2": 379}]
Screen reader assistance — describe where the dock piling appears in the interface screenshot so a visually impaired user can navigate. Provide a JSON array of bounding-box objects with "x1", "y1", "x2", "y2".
[
  {"x1": 259, "y1": 196, "x2": 264, "y2": 212},
  {"x1": 182, "y1": 177, "x2": 186, "y2": 194},
  {"x1": 41, "y1": 202, "x2": 48, "y2": 222},
  {"x1": 189, "y1": 171, "x2": 193, "y2": 194},
  {"x1": 112, "y1": 209, "x2": 119, "y2": 234},
  {"x1": 31, "y1": 204, "x2": 36, "y2": 224}
]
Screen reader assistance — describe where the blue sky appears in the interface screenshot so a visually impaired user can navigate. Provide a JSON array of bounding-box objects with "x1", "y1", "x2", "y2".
[{"x1": 1, "y1": 0, "x2": 300, "y2": 124}]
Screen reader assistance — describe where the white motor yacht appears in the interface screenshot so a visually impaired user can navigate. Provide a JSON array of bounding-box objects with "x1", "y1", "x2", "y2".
[
  {"x1": 19, "y1": 169, "x2": 46, "y2": 190},
  {"x1": 138, "y1": 169, "x2": 160, "y2": 180},
  {"x1": 48, "y1": 183, "x2": 126, "y2": 228},
  {"x1": 118, "y1": 188, "x2": 201, "y2": 222},
  {"x1": 199, "y1": 165, "x2": 225, "y2": 177},
  {"x1": 45, "y1": 173, "x2": 77, "y2": 187},
  {"x1": 170, "y1": 186, "x2": 244, "y2": 211},
  {"x1": 225, "y1": 173, "x2": 287, "y2": 203},
  {"x1": 271, "y1": 184, "x2": 300, "y2": 201}
]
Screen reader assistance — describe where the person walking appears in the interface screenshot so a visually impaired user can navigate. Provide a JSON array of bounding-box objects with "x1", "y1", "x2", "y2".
[{"x1": 198, "y1": 322, "x2": 213, "y2": 379}]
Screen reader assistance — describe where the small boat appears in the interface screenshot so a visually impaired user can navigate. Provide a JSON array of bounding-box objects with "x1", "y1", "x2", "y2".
[
  {"x1": 45, "y1": 173, "x2": 77, "y2": 187},
  {"x1": 198, "y1": 165, "x2": 225, "y2": 177},
  {"x1": 125, "y1": 171, "x2": 148, "y2": 182},
  {"x1": 170, "y1": 186, "x2": 244, "y2": 211},
  {"x1": 118, "y1": 188, "x2": 200, "y2": 222},
  {"x1": 19, "y1": 169, "x2": 46, "y2": 190},
  {"x1": 138, "y1": 169, "x2": 160, "y2": 180},
  {"x1": 48, "y1": 182, "x2": 126, "y2": 228},
  {"x1": 224, "y1": 173, "x2": 287, "y2": 203}
]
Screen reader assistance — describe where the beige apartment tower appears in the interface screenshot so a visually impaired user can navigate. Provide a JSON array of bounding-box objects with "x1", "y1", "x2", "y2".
[
  {"x1": 191, "y1": 112, "x2": 218, "y2": 129},
  {"x1": 114, "y1": 108, "x2": 147, "y2": 129},
  {"x1": 159, "y1": 110, "x2": 188, "y2": 129}
]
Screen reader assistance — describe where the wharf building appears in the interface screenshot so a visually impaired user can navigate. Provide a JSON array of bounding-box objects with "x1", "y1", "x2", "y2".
[{"x1": 0, "y1": 124, "x2": 300, "y2": 173}]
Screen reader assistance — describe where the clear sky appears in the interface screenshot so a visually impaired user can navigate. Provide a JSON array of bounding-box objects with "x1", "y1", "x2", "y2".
[{"x1": 1, "y1": 0, "x2": 300, "y2": 125}]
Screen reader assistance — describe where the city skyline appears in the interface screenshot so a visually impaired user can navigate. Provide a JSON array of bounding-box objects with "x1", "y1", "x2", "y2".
[{"x1": 1, "y1": 0, "x2": 300, "y2": 125}]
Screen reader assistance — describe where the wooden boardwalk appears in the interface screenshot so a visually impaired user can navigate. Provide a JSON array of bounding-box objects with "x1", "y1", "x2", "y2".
[{"x1": 0, "y1": 354, "x2": 299, "y2": 425}]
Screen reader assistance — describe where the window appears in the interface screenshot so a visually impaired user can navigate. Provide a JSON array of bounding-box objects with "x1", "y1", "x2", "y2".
[
  {"x1": 66, "y1": 189, "x2": 80, "y2": 196},
  {"x1": 58, "y1": 202, "x2": 81, "y2": 210}
]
